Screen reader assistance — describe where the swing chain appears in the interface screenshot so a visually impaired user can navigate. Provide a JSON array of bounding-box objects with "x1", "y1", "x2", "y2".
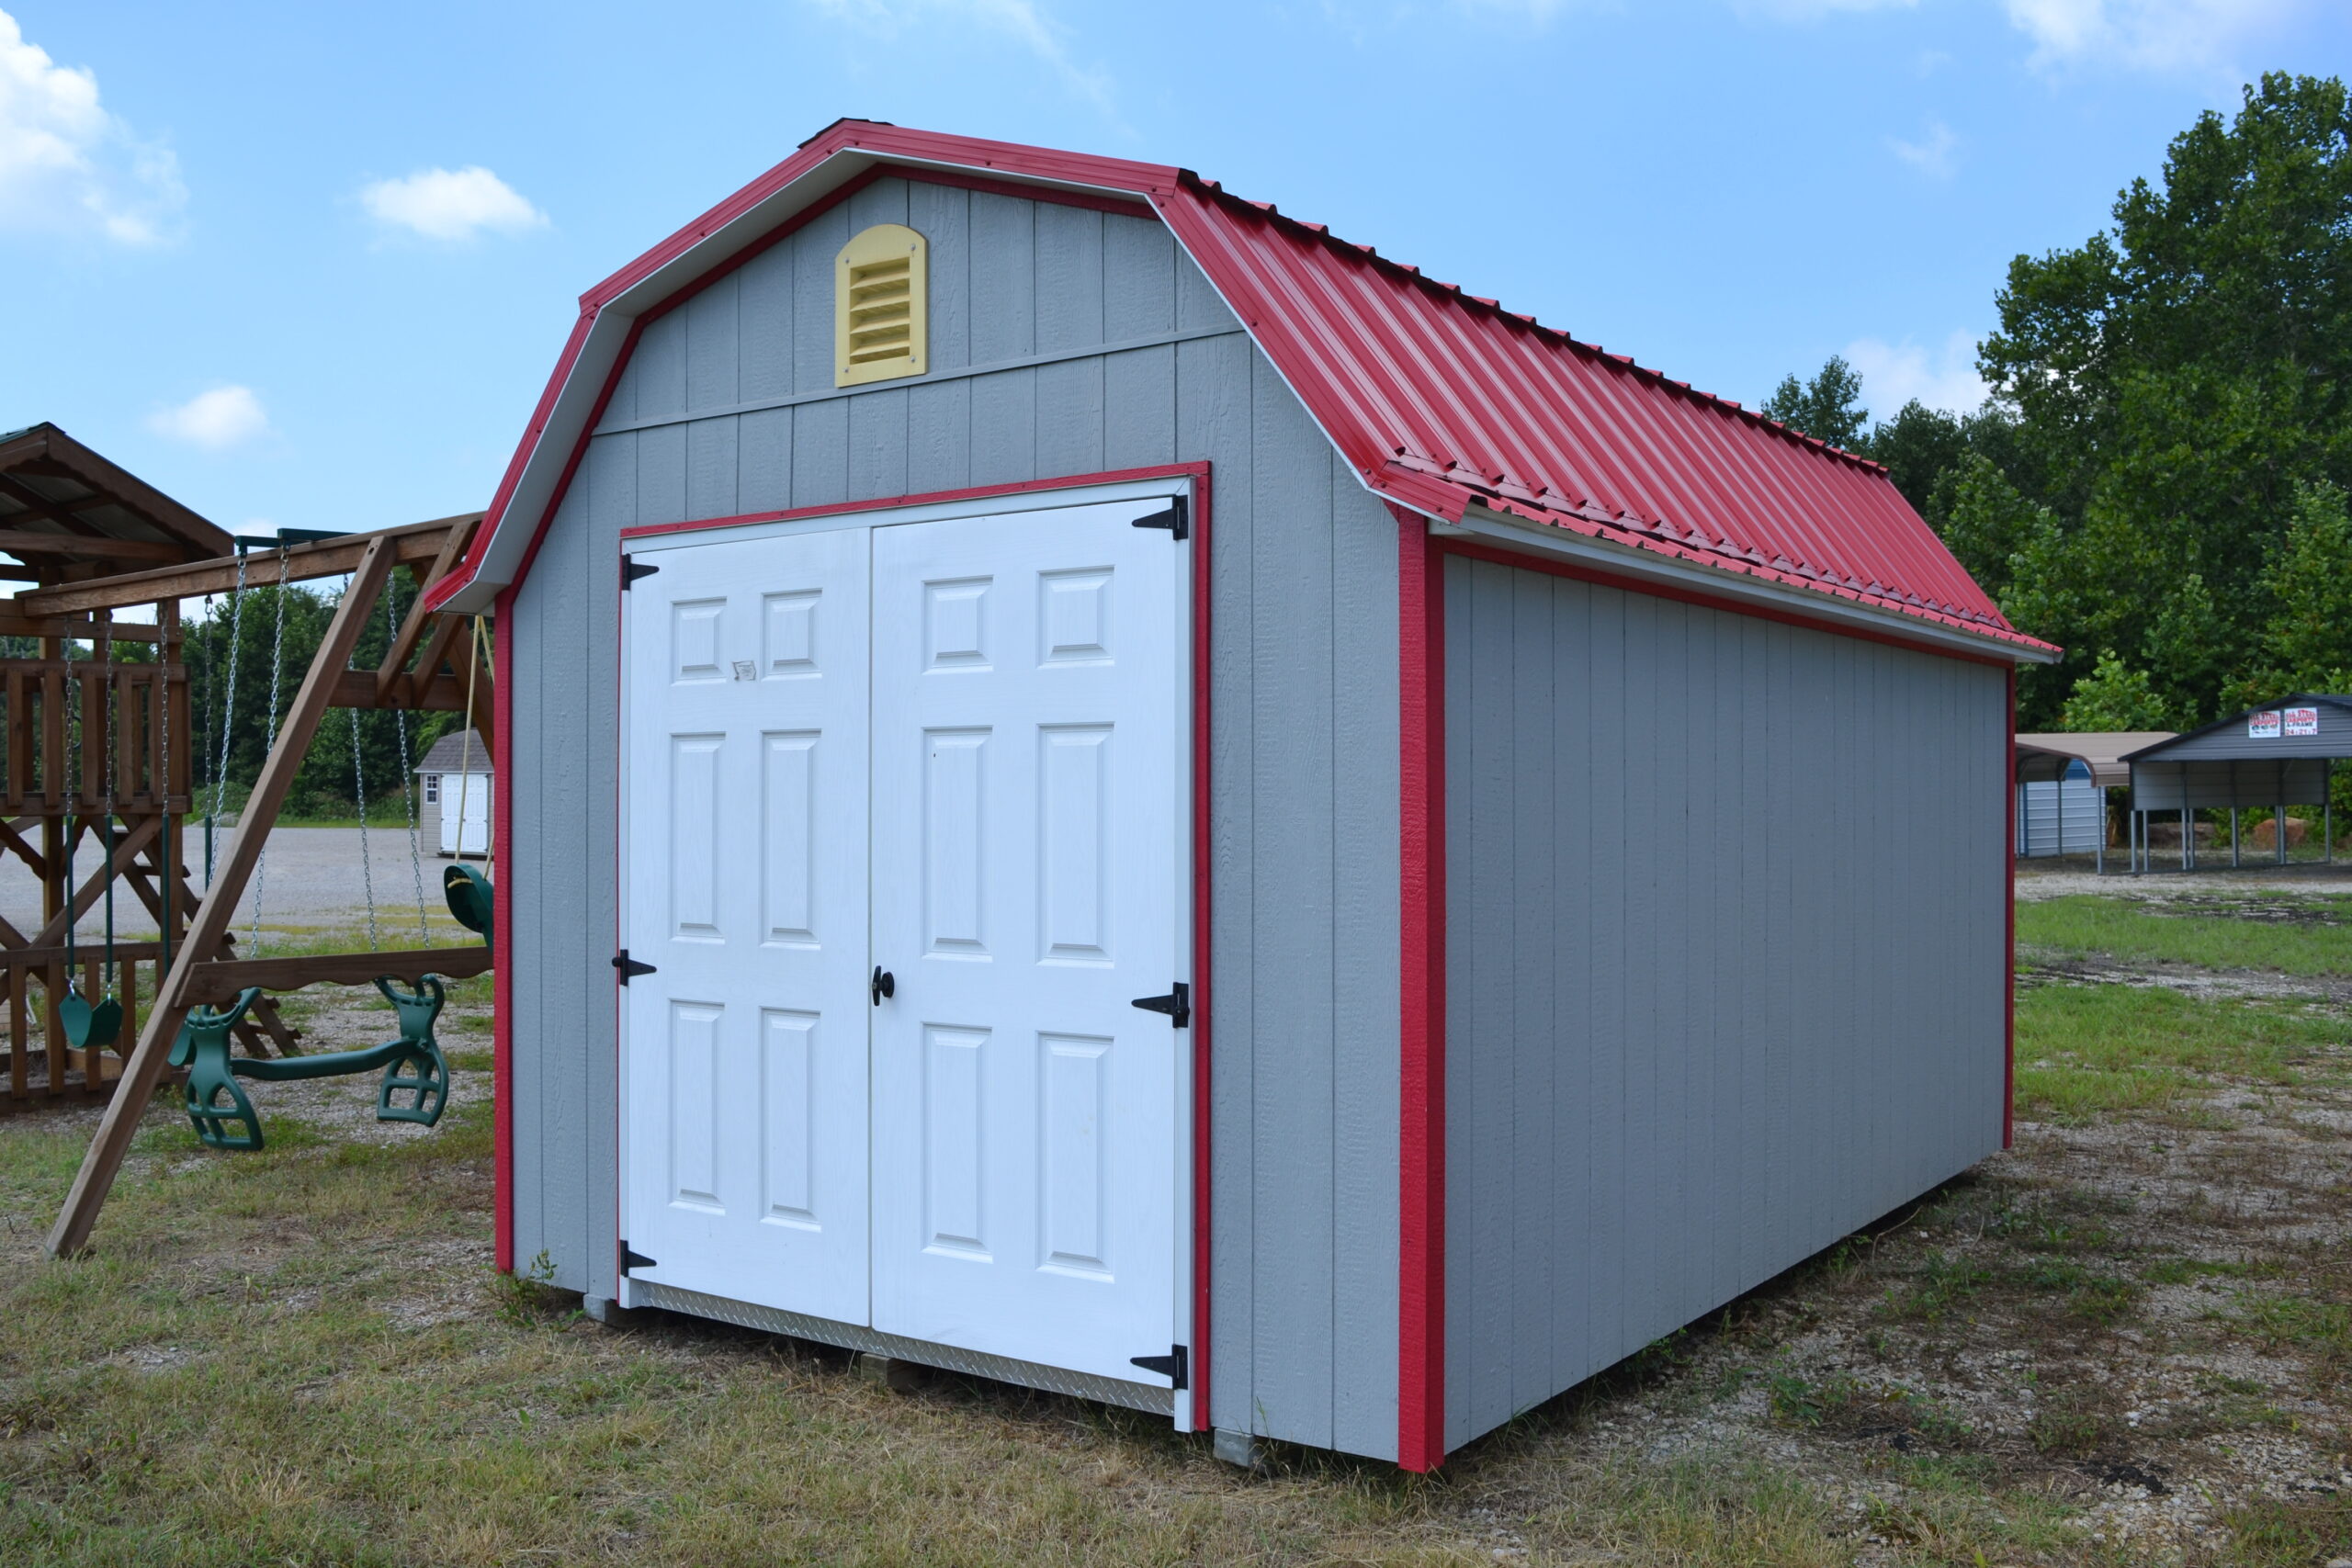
[
  {"x1": 388, "y1": 588, "x2": 429, "y2": 943},
  {"x1": 98, "y1": 626, "x2": 116, "y2": 996},
  {"x1": 207, "y1": 549, "x2": 248, "y2": 891},
  {"x1": 60, "y1": 622, "x2": 78, "y2": 995},
  {"x1": 350, "y1": 704, "x2": 378, "y2": 952},
  {"x1": 249, "y1": 547, "x2": 289, "y2": 957}
]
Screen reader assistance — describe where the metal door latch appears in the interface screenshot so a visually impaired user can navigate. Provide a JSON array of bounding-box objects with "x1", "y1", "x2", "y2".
[{"x1": 871, "y1": 966, "x2": 896, "y2": 1006}]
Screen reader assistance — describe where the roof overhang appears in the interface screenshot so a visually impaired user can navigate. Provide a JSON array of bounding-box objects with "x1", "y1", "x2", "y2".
[{"x1": 1440, "y1": 502, "x2": 2062, "y2": 665}]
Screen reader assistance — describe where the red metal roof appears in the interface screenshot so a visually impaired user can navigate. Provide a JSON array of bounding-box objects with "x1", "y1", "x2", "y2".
[{"x1": 426, "y1": 120, "x2": 2049, "y2": 654}]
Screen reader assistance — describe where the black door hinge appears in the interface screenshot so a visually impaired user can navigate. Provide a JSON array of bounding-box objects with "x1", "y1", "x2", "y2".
[
  {"x1": 614, "y1": 950, "x2": 656, "y2": 984},
  {"x1": 1130, "y1": 981, "x2": 1190, "y2": 1029},
  {"x1": 623, "y1": 558, "x2": 660, "y2": 588},
  {"x1": 1130, "y1": 498, "x2": 1188, "y2": 541},
  {"x1": 1130, "y1": 1345, "x2": 1188, "y2": 1389},
  {"x1": 620, "y1": 1244, "x2": 657, "y2": 1275}
]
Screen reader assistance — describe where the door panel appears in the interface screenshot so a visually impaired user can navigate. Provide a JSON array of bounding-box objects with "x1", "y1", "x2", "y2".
[
  {"x1": 623, "y1": 526, "x2": 872, "y2": 1325},
  {"x1": 869, "y1": 502, "x2": 1182, "y2": 1383}
]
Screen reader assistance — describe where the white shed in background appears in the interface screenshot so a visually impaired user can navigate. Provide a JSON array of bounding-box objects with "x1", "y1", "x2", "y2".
[{"x1": 413, "y1": 729, "x2": 492, "y2": 858}]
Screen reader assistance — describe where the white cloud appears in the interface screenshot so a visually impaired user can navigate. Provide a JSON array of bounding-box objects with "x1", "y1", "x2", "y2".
[
  {"x1": 358, "y1": 165, "x2": 548, "y2": 243},
  {"x1": 803, "y1": 0, "x2": 1116, "y2": 116},
  {"x1": 0, "y1": 7, "x2": 183, "y2": 244},
  {"x1": 1888, "y1": 119, "x2": 1960, "y2": 178},
  {"x1": 148, "y1": 386, "x2": 271, "y2": 451},
  {"x1": 2001, "y1": 0, "x2": 2305, "y2": 75},
  {"x1": 1847, "y1": 332, "x2": 1987, "y2": 416}
]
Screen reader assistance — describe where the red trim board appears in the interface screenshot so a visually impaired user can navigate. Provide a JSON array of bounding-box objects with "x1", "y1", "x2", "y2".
[
  {"x1": 609, "y1": 464, "x2": 1215, "y2": 1423},
  {"x1": 492, "y1": 593, "x2": 516, "y2": 1276},
  {"x1": 2004, "y1": 666, "x2": 2018, "y2": 1150},
  {"x1": 616, "y1": 463, "x2": 1213, "y2": 540},
  {"x1": 1396, "y1": 506, "x2": 1448, "y2": 1472},
  {"x1": 1186, "y1": 468, "x2": 1215, "y2": 1432}
]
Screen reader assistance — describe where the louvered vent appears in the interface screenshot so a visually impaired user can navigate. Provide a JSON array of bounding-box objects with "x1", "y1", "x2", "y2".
[{"x1": 835, "y1": 223, "x2": 928, "y2": 387}]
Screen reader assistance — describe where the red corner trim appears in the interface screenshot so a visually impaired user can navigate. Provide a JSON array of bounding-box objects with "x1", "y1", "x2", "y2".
[
  {"x1": 1396, "y1": 503, "x2": 1447, "y2": 1472},
  {"x1": 2004, "y1": 666, "x2": 2017, "y2": 1149},
  {"x1": 1187, "y1": 468, "x2": 1215, "y2": 1432},
  {"x1": 492, "y1": 592, "x2": 516, "y2": 1275}
]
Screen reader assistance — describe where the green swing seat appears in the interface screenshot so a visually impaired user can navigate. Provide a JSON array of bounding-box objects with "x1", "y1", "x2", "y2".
[{"x1": 175, "y1": 976, "x2": 454, "y2": 1153}]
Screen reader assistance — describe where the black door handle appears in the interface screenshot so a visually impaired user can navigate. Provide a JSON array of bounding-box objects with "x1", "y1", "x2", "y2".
[{"x1": 871, "y1": 966, "x2": 895, "y2": 1006}]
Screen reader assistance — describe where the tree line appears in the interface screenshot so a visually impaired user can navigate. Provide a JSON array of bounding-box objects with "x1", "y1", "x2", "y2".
[{"x1": 1761, "y1": 72, "x2": 2351, "y2": 739}]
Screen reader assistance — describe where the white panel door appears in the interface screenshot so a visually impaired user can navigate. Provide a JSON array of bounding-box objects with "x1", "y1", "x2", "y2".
[
  {"x1": 869, "y1": 501, "x2": 1184, "y2": 1383},
  {"x1": 622, "y1": 526, "x2": 872, "y2": 1325}
]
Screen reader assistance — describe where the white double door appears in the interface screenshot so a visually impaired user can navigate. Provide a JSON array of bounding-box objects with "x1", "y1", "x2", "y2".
[{"x1": 622, "y1": 499, "x2": 1185, "y2": 1387}]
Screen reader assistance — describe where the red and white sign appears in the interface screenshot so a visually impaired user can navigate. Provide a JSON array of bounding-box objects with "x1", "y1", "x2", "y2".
[
  {"x1": 2250, "y1": 711, "x2": 2283, "y2": 739},
  {"x1": 2286, "y1": 706, "x2": 2320, "y2": 737}
]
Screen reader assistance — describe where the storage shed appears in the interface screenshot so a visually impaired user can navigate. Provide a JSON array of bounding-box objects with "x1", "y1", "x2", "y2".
[
  {"x1": 413, "y1": 729, "x2": 493, "y2": 857},
  {"x1": 420, "y1": 121, "x2": 2060, "y2": 1470}
]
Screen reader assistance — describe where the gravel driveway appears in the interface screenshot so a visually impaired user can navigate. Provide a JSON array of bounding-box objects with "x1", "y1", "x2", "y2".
[{"x1": 0, "y1": 825, "x2": 461, "y2": 940}]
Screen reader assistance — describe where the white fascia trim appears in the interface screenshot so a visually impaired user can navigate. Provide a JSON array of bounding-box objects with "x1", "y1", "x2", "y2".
[{"x1": 1447, "y1": 502, "x2": 2059, "y2": 665}]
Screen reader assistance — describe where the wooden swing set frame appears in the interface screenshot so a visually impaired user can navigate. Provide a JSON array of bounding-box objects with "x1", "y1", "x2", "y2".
[{"x1": 3, "y1": 512, "x2": 499, "y2": 1257}]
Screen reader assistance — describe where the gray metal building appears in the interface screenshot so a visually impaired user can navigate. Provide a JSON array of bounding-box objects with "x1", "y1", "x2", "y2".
[
  {"x1": 2121, "y1": 697, "x2": 2352, "y2": 870},
  {"x1": 421, "y1": 122, "x2": 2057, "y2": 1469}
]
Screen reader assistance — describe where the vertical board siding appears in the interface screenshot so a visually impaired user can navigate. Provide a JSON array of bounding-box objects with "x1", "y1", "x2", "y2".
[
  {"x1": 509, "y1": 179, "x2": 1402, "y2": 1460},
  {"x1": 1442, "y1": 557, "x2": 2007, "y2": 1452}
]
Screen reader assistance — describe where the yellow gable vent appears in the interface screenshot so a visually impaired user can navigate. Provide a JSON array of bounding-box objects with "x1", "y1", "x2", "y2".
[{"x1": 835, "y1": 223, "x2": 928, "y2": 387}]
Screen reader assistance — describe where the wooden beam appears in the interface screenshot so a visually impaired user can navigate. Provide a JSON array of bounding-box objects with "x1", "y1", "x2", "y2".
[
  {"x1": 177, "y1": 945, "x2": 490, "y2": 1006},
  {"x1": 0, "y1": 471, "x2": 112, "y2": 539},
  {"x1": 331, "y1": 670, "x2": 481, "y2": 712},
  {"x1": 0, "y1": 617, "x2": 162, "y2": 643},
  {"x1": 48, "y1": 535, "x2": 395, "y2": 1258},
  {"x1": 13, "y1": 514, "x2": 478, "y2": 617},
  {"x1": 377, "y1": 521, "x2": 477, "y2": 701},
  {"x1": 0, "y1": 530, "x2": 184, "y2": 563},
  {"x1": 25, "y1": 814, "x2": 161, "y2": 950}
]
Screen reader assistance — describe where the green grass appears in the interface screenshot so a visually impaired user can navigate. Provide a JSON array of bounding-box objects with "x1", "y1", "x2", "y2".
[
  {"x1": 2019, "y1": 894, "x2": 2352, "y2": 976},
  {"x1": 0, "y1": 1071, "x2": 2114, "y2": 1565},
  {"x1": 2013, "y1": 982, "x2": 2346, "y2": 1122}
]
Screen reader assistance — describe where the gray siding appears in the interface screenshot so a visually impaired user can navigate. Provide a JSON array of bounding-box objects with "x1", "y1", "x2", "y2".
[
  {"x1": 505, "y1": 177, "x2": 1403, "y2": 1460},
  {"x1": 1441, "y1": 556, "x2": 2008, "y2": 1452}
]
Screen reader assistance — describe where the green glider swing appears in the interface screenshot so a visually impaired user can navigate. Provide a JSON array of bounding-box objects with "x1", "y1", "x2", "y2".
[{"x1": 173, "y1": 558, "x2": 493, "y2": 1152}]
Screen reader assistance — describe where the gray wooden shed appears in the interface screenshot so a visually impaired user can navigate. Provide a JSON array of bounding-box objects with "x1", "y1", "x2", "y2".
[{"x1": 420, "y1": 121, "x2": 2058, "y2": 1469}]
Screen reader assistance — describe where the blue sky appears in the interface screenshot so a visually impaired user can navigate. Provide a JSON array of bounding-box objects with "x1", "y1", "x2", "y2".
[{"x1": 2, "y1": 0, "x2": 2345, "y2": 537}]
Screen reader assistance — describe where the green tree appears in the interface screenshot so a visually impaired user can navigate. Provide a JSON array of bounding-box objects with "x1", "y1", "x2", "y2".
[
  {"x1": 1760, "y1": 355, "x2": 1870, "y2": 449},
  {"x1": 1862, "y1": 399, "x2": 1970, "y2": 516},
  {"x1": 2254, "y1": 479, "x2": 2352, "y2": 694},
  {"x1": 185, "y1": 569, "x2": 469, "y2": 823},
  {"x1": 1975, "y1": 72, "x2": 2352, "y2": 728},
  {"x1": 2062, "y1": 650, "x2": 2176, "y2": 731}
]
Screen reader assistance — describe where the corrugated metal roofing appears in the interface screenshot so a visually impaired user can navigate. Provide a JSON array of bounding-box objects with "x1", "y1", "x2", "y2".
[{"x1": 427, "y1": 120, "x2": 2052, "y2": 655}]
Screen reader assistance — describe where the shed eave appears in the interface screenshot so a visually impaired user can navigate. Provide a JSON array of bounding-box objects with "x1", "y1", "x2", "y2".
[{"x1": 1448, "y1": 502, "x2": 2062, "y2": 665}]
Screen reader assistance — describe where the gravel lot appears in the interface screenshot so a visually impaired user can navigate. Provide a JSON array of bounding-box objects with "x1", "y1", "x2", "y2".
[{"x1": 0, "y1": 825, "x2": 458, "y2": 940}]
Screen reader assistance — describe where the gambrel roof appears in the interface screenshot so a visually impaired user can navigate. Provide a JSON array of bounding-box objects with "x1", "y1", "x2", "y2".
[{"x1": 424, "y1": 120, "x2": 2049, "y2": 656}]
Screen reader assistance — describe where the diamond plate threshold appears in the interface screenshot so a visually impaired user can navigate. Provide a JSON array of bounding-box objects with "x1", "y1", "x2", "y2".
[{"x1": 631, "y1": 1281, "x2": 1178, "y2": 1416}]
